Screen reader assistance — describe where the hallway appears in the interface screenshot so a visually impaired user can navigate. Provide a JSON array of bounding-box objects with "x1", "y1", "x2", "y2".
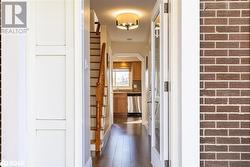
[{"x1": 93, "y1": 117, "x2": 152, "y2": 167}]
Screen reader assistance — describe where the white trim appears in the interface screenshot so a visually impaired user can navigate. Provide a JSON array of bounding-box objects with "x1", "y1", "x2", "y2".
[
  {"x1": 108, "y1": 47, "x2": 114, "y2": 125},
  {"x1": 151, "y1": 1, "x2": 168, "y2": 165},
  {"x1": 180, "y1": 0, "x2": 200, "y2": 166},
  {"x1": 74, "y1": 0, "x2": 83, "y2": 166},
  {"x1": 102, "y1": 126, "x2": 112, "y2": 151},
  {"x1": 150, "y1": 6, "x2": 156, "y2": 153},
  {"x1": 82, "y1": 0, "x2": 91, "y2": 164},
  {"x1": 26, "y1": 1, "x2": 36, "y2": 166},
  {"x1": 141, "y1": 58, "x2": 147, "y2": 127},
  {"x1": 113, "y1": 53, "x2": 144, "y2": 61},
  {"x1": 151, "y1": 147, "x2": 164, "y2": 167},
  {"x1": 168, "y1": 0, "x2": 200, "y2": 166},
  {"x1": 112, "y1": 68, "x2": 133, "y2": 90},
  {"x1": 85, "y1": 157, "x2": 92, "y2": 167},
  {"x1": 162, "y1": 0, "x2": 170, "y2": 162},
  {"x1": 169, "y1": 0, "x2": 181, "y2": 166}
]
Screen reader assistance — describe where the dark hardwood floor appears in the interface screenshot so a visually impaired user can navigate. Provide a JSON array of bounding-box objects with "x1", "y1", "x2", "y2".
[{"x1": 92, "y1": 116, "x2": 152, "y2": 167}]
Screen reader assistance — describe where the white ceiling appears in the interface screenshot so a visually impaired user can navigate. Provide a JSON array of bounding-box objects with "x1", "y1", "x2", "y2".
[{"x1": 90, "y1": 0, "x2": 156, "y2": 42}]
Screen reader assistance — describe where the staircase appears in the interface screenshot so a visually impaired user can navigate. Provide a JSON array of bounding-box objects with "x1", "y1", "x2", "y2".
[{"x1": 90, "y1": 32, "x2": 108, "y2": 153}]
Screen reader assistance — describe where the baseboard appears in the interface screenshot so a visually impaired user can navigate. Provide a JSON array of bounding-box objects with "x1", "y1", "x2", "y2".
[
  {"x1": 102, "y1": 125, "x2": 111, "y2": 150},
  {"x1": 85, "y1": 157, "x2": 92, "y2": 167},
  {"x1": 151, "y1": 148, "x2": 165, "y2": 167},
  {"x1": 143, "y1": 120, "x2": 151, "y2": 135},
  {"x1": 143, "y1": 123, "x2": 149, "y2": 133}
]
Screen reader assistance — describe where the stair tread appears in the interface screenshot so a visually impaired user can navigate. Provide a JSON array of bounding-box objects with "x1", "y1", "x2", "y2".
[
  {"x1": 91, "y1": 127, "x2": 105, "y2": 131},
  {"x1": 90, "y1": 104, "x2": 107, "y2": 107},
  {"x1": 90, "y1": 32, "x2": 100, "y2": 34},
  {"x1": 90, "y1": 37, "x2": 100, "y2": 39},
  {"x1": 91, "y1": 95, "x2": 108, "y2": 97},
  {"x1": 91, "y1": 115, "x2": 106, "y2": 118},
  {"x1": 90, "y1": 85, "x2": 108, "y2": 87},
  {"x1": 90, "y1": 61, "x2": 101, "y2": 63}
]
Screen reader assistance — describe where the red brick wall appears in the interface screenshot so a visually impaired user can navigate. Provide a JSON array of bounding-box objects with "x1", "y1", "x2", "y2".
[{"x1": 200, "y1": 0, "x2": 250, "y2": 167}]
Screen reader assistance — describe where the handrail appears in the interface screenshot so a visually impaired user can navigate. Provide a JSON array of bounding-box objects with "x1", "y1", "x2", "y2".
[
  {"x1": 95, "y1": 42, "x2": 106, "y2": 152},
  {"x1": 95, "y1": 22, "x2": 101, "y2": 35}
]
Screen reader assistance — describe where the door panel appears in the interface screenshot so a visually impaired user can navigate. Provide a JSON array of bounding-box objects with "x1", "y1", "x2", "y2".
[
  {"x1": 35, "y1": 56, "x2": 66, "y2": 120},
  {"x1": 27, "y1": 0, "x2": 74, "y2": 166},
  {"x1": 35, "y1": 130, "x2": 66, "y2": 167},
  {"x1": 154, "y1": 14, "x2": 161, "y2": 154},
  {"x1": 151, "y1": 0, "x2": 169, "y2": 166},
  {"x1": 36, "y1": 0, "x2": 66, "y2": 45}
]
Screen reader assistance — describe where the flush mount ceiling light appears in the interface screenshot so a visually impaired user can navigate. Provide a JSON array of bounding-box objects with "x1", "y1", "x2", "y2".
[{"x1": 116, "y1": 13, "x2": 139, "y2": 31}]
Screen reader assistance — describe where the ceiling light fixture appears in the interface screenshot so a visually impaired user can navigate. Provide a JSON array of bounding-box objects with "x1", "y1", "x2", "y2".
[{"x1": 116, "y1": 13, "x2": 139, "y2": 31}]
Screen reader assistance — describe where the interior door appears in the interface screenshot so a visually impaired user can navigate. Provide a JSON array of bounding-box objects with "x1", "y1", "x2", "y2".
[
  {"x1": 151, "y1": 0, "x2": 169, "y2": 166},
  {"x1": 27, "y1": 0, "x2": 75, "y2": 166}
]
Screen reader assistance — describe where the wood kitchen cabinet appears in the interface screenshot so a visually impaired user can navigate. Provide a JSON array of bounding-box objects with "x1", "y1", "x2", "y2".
[
  {"x1": 132, "y1": 62, "x2": 141, "y2": 81},
  {"x1": 113, "y1": 93, "x2": 128, "y2": 116}
]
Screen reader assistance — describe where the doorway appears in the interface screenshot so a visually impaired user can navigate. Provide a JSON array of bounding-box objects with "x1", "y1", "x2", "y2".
[
  {"x1": 1, "y1": 0, "x2": 200, "y2": 166},
  {"x1": 111, "y1": 53, "x2": 147, "y2": 126},
  {"x1": 89, "y1": 0, "x2": 170, "y2": 166}
]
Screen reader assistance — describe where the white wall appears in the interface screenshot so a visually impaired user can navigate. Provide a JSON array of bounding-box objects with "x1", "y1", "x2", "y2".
[
  {"x1": 100, "y1": 25, "x2": 112, "y2": 131},
  {"x1": 90, "y1": 10, "x2": 98, "y2": 32},
  {"x1": 101, "y1": 25, "x2": 112, "y2": 54},
  {"x1": 82, "y1": 0, "x2": 92, "y2": 165},
  {"x1": 146, "y1": 33, "x2": 152, "y2": 135},
  {"x1": 2, "y1": 33, "x2": 28, "y2": 166},
  {"x1": 111, "y1": 41, "x2": 149, "y2": 57},
  {"x1": 2, "y1": 0, "x2": 92, "y2": 166}
]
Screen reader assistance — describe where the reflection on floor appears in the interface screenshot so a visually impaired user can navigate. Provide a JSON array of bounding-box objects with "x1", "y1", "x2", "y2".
[{"x1": 92, "y1": 116, "x2": 152, "y2": 167}]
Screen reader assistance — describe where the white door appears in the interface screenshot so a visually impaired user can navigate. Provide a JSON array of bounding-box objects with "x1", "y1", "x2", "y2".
[
  {"x1": 151, "y1": 0, "x2": 169, "y2": 166},
  {"x1": 26, "y1": 0, "x2": 75, "y2": 166}
]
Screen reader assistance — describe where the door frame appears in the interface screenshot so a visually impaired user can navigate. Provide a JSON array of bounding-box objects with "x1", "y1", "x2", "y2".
[
  {"x1": 151, "y1": 0, "x2": 200, "y2": 166},
  {"x1": 74, "y1": 0, "x2": 85, "y2": 166},
  {"x1": 150, "y1": 0, "x2": 169, "y2": 166},
  {"x1": 168, "y1": 0, "x2": 200, "y2": 166},
  {"x1": 25, "y1": 0, "x2": 85, "y2": 166},
  {"x1": 111, "y1": 53, "x2": 147, "y2": 126}
]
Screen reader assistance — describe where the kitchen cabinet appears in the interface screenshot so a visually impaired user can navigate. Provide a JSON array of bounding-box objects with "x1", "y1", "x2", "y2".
[
  {"x1": 132, "y1": 62, "x2": 141, "y2": 81},
  {"x1": 113, "y1": 93, "x2": 128, "y2": 116}
]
